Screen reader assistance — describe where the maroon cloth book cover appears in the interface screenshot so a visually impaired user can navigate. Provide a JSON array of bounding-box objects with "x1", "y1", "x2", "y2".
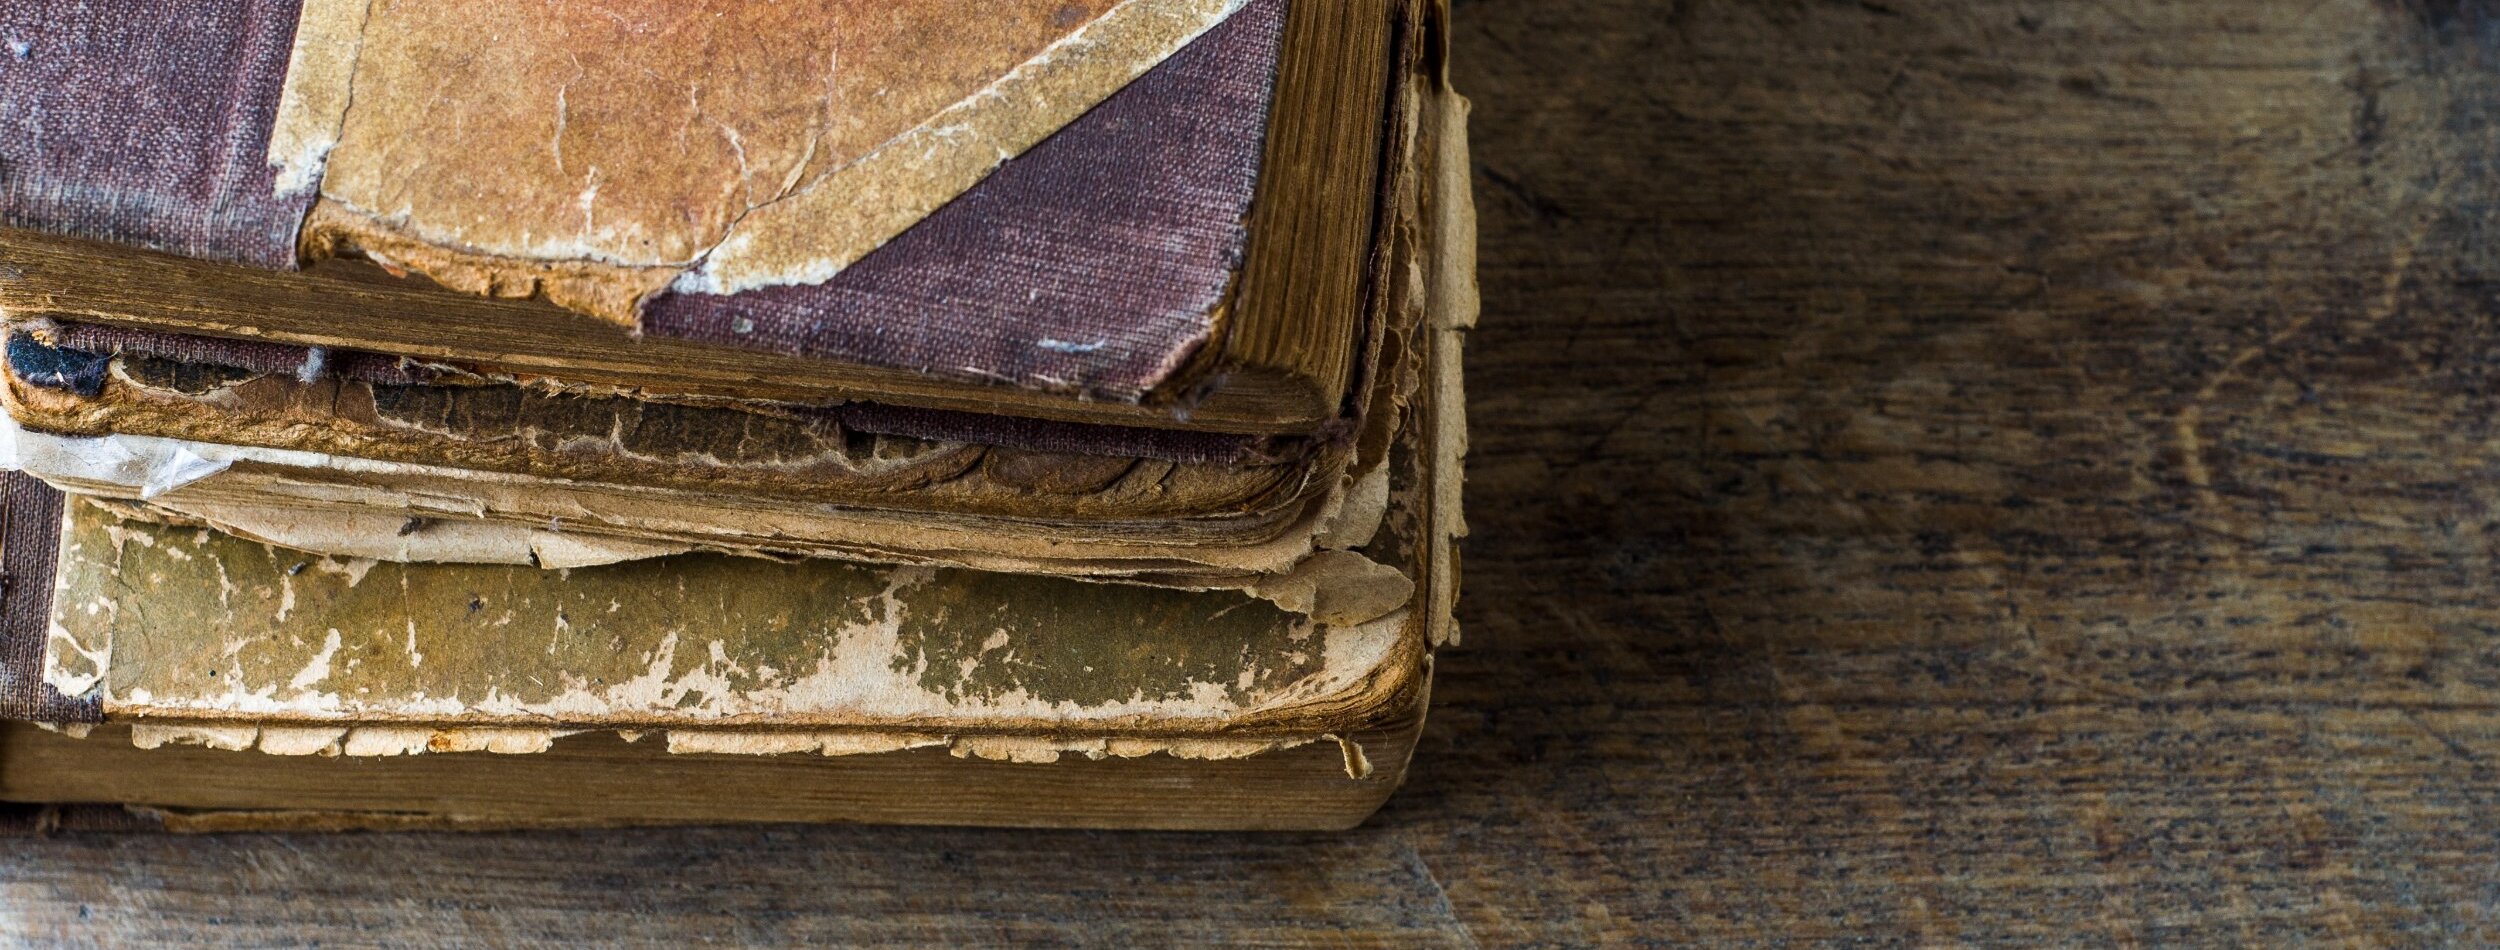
[
  {"x1": 0, "y1": 473, "x2": 93, "y2": 724},
  {"x1": 0, "y1": 0, "x2": 1288, "y2": 400}
]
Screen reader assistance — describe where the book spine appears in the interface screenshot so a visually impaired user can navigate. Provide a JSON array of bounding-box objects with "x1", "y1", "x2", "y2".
[{"x1": 0, "y1": 472, "x2": 96, "y2": 724}]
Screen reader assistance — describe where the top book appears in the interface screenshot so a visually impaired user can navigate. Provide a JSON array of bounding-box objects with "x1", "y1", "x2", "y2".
[{"x1": 0, "y1": 0, "x2": 1412, "y2": 435}]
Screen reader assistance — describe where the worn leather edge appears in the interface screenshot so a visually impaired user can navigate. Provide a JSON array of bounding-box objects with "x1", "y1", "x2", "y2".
[{"x1": 54, "y1": 384, "x2": 1448, "y2": 741}]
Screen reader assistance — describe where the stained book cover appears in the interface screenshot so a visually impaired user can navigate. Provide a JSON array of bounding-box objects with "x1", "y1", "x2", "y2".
[
  {"x1": 0, "y1": 0, "x2": 1296, "y2": 400},
  {"x1": 35, "y1": 497, "x2": 1429, "y2": 758}
]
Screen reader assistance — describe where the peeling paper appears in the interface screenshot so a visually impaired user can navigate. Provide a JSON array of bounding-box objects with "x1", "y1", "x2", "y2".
[
  {"x1": 255, "y1": 726, "x2": 349, "y2": 757},
  {"x1": 92, "y1": 722, "x2": 1319, "y2": 765},
  {"x1": 0, "y1": 417, "x2": 232, "y2": 500},
  {"x1": 0, "y1": 415, "x2": 1367, "y2": 591},
  {"x1": 1104, "y1": 736, "x2": 1305, "y2": 761},
  {"x1": 138, "y1": 447, "x2": 229, "y2": 500},
  {"x1": 266, "y1": 0, "x2": 374, "y2": 197},
  {"x1": 949, "y1": 736, "x2": 1107, "y2": 764},
  {"x1": 424, "y1": 729, "x2": 576, "y2": 755},
  {"x1": 42, "y1": 609, "x2": 107, "y2": 701},
  {"x1": 123, "y1": 500, "x2": 696, "y2": 568},
  {"x1": 129, "y1": 723, "x2": 259, "y2": 752},
  {"x1": 1247, "y1": 550, "x2": 1416, "y2": 627},
  {"x1": 665, "y1": 731, "x2": 949, "y2": 758},
  {"x1": 938, "y1": 734, "x2": 1313, "y2": 764},
  {"x1": 341, "y1": 726, "x2": 436, "y2": 757},
  {"x1": 126, "y1": 481, "x2": 1415, "y2": 623},
  {"x1": 1313, "y1": 466, "x2": 1393, "y2": 551},
  {"x1": 61, "y1": 494, "x2": 1423, "y2": 733},
  {"x1": 120, "y1": 723, "x2": 587, "y2": 757},
  {"x1": 1328, "y1": 734, "x2": 1374, "y2": 780},
  {"x1": 1421, "y1": 79, "x2": 1476, "y2": 649}
]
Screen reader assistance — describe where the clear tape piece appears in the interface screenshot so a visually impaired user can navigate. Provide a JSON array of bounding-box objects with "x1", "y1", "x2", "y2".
[{"x1": 0, "y1": 414, "x2": 235, "y2": 499}]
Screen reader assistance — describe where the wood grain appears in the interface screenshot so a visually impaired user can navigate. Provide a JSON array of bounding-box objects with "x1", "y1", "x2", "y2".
[{"x1": 14, "y1": 0, "x2": 2500, "y2": 944}]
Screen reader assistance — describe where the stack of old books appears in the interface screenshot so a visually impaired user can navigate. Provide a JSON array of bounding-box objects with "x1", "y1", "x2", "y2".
[{"x1": 0, "y1": 0, "x2": 1470, "y2": 831}]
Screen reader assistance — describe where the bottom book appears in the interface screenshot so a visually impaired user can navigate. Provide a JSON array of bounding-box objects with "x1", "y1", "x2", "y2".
[{"x1": 0, "y1": 298, "x2": 1464, "y2": 833}]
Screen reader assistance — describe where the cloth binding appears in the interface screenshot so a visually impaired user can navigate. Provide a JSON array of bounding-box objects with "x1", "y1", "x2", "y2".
[
  {"x1": 0, "y1": 472, "x2": 95, "y2": 723},
  {"x1": 0, "y1": 0, "x2": 311, "y2": 268}
]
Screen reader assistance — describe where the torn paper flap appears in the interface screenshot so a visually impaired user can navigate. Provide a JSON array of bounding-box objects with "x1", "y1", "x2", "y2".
[
  {"x1": 1246, "y1": 550, "x2": 1416, "y2": 627},
  {"x1": 127, "y1": 499, "x2": 696, "y2": 568}
]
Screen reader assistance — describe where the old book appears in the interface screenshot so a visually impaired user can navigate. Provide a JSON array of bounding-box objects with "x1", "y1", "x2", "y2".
[
  {"x1": 0, "y1": 302, "x2": 1461, "y2": 829},
  {"x1": 2, "y1": 320, "x2": 1339, "y2": 528},
  {"x1": 0, "y1": 0, "x2": 1426, "y2": 435},
  {"x1": 38, "y1": 492, "x2": 1427, "y2": 742},
  {"x1": 0, "y1": 324, "x2": 1407, "y2": 592},
  {"x1": 0, "y1": 326, "x2": 1430, "y2": 623},
  {"x1": 0, "y1": 38, "x2": 1475, "y2": 602}
]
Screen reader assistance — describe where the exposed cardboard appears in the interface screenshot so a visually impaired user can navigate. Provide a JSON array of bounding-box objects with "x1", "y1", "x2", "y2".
[{"x1": 265, "y1": 0, "x2": 371, "y2": 198}]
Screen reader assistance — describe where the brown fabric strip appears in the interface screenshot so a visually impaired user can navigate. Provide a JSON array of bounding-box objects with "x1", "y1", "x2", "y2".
[
  {"x1": 0, "y1": 0, "x2": 311, "y2": 268},
  {"x1": 46, "y1": 322, "x2": 438, "y2": 386},
  {"x1": 0, "y1": 472, "x2": 93, "y2": 724}
]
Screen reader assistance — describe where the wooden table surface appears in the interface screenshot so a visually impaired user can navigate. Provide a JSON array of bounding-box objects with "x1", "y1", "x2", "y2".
[{"x1": 14, "y1": 0, "x2": 2500, "y2": 945}]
